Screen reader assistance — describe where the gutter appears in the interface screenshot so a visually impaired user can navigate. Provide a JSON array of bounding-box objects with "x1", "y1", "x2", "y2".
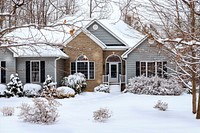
[{"x1": 54, "y1": 57, "x2": 61, "y2": 87}]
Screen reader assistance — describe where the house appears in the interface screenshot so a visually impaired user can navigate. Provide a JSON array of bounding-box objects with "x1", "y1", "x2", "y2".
[
  {"x1": 0, "y1": 17, "x2": 173, "y2": 92},
  {"x1": 63, "y1": 19, "x2": 172, "y2": 91}
]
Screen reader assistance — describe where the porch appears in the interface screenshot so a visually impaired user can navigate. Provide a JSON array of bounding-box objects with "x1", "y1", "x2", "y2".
[{"x1": 102, "y1": 74, "x2": 126, "y2": 91}]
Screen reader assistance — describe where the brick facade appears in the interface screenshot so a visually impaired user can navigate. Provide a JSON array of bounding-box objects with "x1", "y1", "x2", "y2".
[{"x1": 64, "y1": 32, "x2": 127, "y2": 91}]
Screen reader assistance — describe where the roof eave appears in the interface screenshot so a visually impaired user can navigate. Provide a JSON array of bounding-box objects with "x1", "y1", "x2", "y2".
[{"x1": 121, "y1": 35, "x2": 148, "y2": 59}]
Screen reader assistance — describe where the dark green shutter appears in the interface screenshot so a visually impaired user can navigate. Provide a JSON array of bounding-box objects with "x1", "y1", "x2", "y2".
[
  {"x1": 26, "y1": 61, "x2": 30, "y2": 83},
  {"x1": 163, "y1": 61, "x2": 167, "y2": 78},
  {"x1": 1, "y1": 61, "x2": 6, "y2": 83},
  {"x1": 40, "y1": 61, "x2": 45, "y2": 83},
  {"x1": 136, "y1": 61, "x2": 140, "y2": 76}
]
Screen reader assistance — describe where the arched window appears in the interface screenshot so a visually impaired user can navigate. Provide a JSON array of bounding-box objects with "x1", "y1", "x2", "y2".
[
  {"x1": 106, "y1": 54, "x2": 121, "y2": 62},
  {"x1": 71, "y1": 55, "x2": 95, "y2": 80}
]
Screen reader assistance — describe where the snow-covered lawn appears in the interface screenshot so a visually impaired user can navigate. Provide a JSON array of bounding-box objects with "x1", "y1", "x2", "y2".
[{"x1": 0, "y1": 92, "x2": 200, "y2": 133}]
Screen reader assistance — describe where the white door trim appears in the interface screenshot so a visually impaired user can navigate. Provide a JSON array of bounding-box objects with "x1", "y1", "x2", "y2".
[{"x1": 109, "y1": 62, "x2": 118, "y2": 83}]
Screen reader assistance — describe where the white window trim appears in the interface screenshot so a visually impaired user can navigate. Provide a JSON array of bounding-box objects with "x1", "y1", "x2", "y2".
[
  {"x1": 30, "y1": 60, "x2": 40, "y2": 83},
  {"x1": 70, "y1": 61, "x2": 95, "y2": 80},
  {"x1": 139, "y1": 61, "x2": 166, "y2": 78}
]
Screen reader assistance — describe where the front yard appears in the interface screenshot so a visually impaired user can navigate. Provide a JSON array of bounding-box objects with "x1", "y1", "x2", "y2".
[{"x1": 0, "y1": 92, "x2": 200, "y2": 133}]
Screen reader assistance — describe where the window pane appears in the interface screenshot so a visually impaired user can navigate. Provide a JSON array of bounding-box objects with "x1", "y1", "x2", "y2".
[
  {"x1": 118, "y1": 63, "x2": 121, "y2": 74},
  {"x1": 71, "y1": 62, "x2": 76, "y2": 74},
  {"x1": 77, "y1": 55, "x2": 88, "y2": 61},
  {"x1": 107, "y1": 55, "x2": 121, "y2": 62},
  {"x1": 77, "y1": 62, "x2": 88, "y2": 79},
  {"x1": 141, "y1": 62, "x2": 146, "y2": 76},
  {"x1": 89, "y1": 62, "x2": 94, "y2": 79},
  {"x1": 163, "y1": 62, "x2": 167, "y2": 78},
  {"x1": 31, "y1": 62, "x2": 40, "y2": 82},
  {"x1": 147, "y1": 62, "x2": 155, "y2": 77},
  {"x1": 157, "y1": 62, "x2": 162, "y2": 77}
]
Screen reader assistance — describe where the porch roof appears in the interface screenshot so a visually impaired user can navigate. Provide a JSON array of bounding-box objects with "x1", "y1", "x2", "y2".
[{"x1": 9, "y1": 44, "x2": 69, "y2": 58}]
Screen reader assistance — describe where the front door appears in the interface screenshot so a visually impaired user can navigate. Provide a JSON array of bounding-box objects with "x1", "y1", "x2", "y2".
[{"x1": 109, "y1": 63, "x2": 118, "y2": 83}]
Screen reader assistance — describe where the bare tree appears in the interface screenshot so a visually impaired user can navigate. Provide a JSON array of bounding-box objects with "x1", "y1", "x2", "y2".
[
  {"x1": 89, "y1": 0, "x2": 113, "y2": 19},
  {"x1": 126, "y1": 0, "x2": 200, "y2": 119}
]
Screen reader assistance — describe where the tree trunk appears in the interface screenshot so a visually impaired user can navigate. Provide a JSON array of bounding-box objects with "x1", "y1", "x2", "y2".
[
  {"x1": 192, "y1": 69, "x2": 197, "y2": 114},
  {"x1": 196, "y1": 85, "x2": 200, "y2": 119}
]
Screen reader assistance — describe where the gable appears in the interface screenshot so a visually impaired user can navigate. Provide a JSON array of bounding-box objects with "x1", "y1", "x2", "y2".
[
  {"x1": 126, "y1": 39, "x2": 168, "y2": 61},
  {"x1": 87, "y1": 22, "x2": 126, "y2": 47}
]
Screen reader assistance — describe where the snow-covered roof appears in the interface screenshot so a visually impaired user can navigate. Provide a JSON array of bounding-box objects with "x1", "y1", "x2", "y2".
[
  {"x1": 9, "y1": 44, "x2": 68, "y2": 58},
  {"x1": 64, "y1": 18, "x2": 145, "y2": 50},
  {"x1": 4, "y1": 26, "x2": 70, "y2": 45},
  {"x1": 95, "y1": 19, "x2": 145, "y2": 48},
  {"x1": 121, "y1": 36, "x2": 148, "y2": 59}
]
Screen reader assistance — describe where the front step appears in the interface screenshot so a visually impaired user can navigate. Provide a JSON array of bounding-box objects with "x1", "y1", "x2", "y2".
[{"x1": 109, "y1": 85, "x2": 121, "y2": 93}]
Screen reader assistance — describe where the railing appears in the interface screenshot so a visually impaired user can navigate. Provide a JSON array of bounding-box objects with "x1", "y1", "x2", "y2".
[
  {"x1": 102, "y1": 75, "x2": 109, "y2": 85},
  {"x1": 102, "y1": 74, "x2": 126, "y2": 85},
  {"x1": 119, "y1": 74, "x2": 126, "y2": 84}
]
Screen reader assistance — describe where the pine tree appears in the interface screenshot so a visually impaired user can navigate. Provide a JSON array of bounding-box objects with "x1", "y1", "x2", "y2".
[
  {"x1": 5, "y1": 73, "x2": 23, "y2": 97},
  {"x1": 42, "y1": 75, "x2": 57, "y2": 97}
]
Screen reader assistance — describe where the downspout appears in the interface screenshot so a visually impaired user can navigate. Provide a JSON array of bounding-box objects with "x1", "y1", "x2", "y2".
[{"x1": 55, "y1": 57, "x2": 61, "y2": 88}]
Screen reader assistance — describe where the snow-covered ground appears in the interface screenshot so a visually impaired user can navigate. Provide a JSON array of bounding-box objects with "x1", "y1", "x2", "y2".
[{"x1": 0, "y1": 92, "x2": 200, "y2": 133}]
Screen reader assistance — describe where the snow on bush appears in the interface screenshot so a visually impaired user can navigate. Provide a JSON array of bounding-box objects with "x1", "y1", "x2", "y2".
[
  {"x1": 94, "y1": 84, "x2": 110, "y2": 93},
  {"x1": 154, "y1": 100, "x2": 168, "y2": 111},
  {"x1": 0, "y1": 84, "x2": 7, "y2": 97},
  {"x1": 124, "y1": 76, "x2": 183, "y2": 95},
  {"x1": 24, "y1": 84, "x2": 42, "y2": 97},
  {"x1": 18, "y1": 97, "x2": 61, "y2": 124},
  {"x1": 5, "y1": 73, "x2": 23, "y2": 97},
  {"x1": 56, "y1": 86, "x2": 75, "y2": 98},
  {"x1": 0, "y1": 106, "x2": 15, "y2": 116},
  {"x1": 42, "y1": 75, "x2": 57, "y2": 97},
  {"x1": 93, "y1": 108, "x2": 112, "y2": 122},
  {"x1": 62, "y1": 73, "x2": 87, "y2": 94}
]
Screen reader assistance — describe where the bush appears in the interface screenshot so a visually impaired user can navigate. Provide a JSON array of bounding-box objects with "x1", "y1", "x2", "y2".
[
  {"x1": 1, "y1": 106, "x2": 15, "y2": 116},
  {"x1": 0, "y1": 84, "x2": 7, "y2": 97},
  {"x1": 18, "y1": 97, "x2": 61, "y2": 124},
  {"x1": 94, "y1": 84, "x2": 110, "y2": 93},
  {"x1": 5, "y1": 73, "x2": 23, "y2": 97},
  {"x1": 62, "y1": 73, "x2": 86, "y2": 94},
  {"x1": 42, "y1": 75, "x2": 57, "y2": 97},
  {"x1": 93, "y1": 108, "x2": 112, "y2": 122},
  {"x1": 56, "y1": 86, "x2": 75, "y2": 98},
  {"x1": 154, "y1": 100, "x2": 168, "y2": 111},
  {"x1": 124, "y1": 76, "x2": 183, "y2": 95},
  {"x1": 24, "y1": 84, "x2": 42, "y2": 97}
]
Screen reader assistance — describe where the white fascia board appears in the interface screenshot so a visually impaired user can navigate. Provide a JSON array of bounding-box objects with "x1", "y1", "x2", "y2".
[
  {"x1": 64, "y1": 28, "x2": 106, "y2": 49},
  {"x1": 121, "y1": 36, "x2": 148, "y2": 59},
  {"x1": 86, "y1": 19, "x2": 129, "y2": 47}
]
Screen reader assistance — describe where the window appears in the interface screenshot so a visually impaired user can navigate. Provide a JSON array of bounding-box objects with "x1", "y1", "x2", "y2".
[
  {"x1": 136, "y1": 61, "x2": 167, "y2": 78},
  {"x1": 71, "y1": 55, "x2": 95, "y2": 80},
  {"x1": 26, "y1": 61, "x2": 45, "y2": 83},
  {"x1": 1, "y1": 61, "x2": 6, "y2": 83},
  {"x1": 31, "y1": 61, "x2": 40, "y2": 82}
]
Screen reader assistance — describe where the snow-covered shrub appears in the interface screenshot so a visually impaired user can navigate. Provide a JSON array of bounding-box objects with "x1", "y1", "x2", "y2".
[
  {"x1": 154, "y1": 100, "x2": 168, "y2": 111},
  {"x1": 62, "y1": 73, "x2": 87, "y2": 94},
  {"x1": 94, "y1": 84, "x2": 110, "y2": 93},
  {"x1": 0, "y1": 84, "x2": 7, "y2": 97},
  {"x1": 93, "y1": 108, "x2": 112, "y2": 122},
  {"x1": 56, "y1": 86, "x2": 75, "y2": 98},
  {"x1": 5, "y1": 73, "x2": 23, "y2": 97},
  {"x1": 124, "y1": 76, "x2": 183, "y2": 95},
  {"x1": 24, "y1": 84, "x2": 42, "y2": 97},
  {"x1": 42, "y1": 75, "x2": 57, "y2": 97},
  {"x1": 0, "y1": 106, "x2": 15, "y2": 116},
  {"x1": 18, "y1": 97, "x2": 61, "y2": 124}
]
